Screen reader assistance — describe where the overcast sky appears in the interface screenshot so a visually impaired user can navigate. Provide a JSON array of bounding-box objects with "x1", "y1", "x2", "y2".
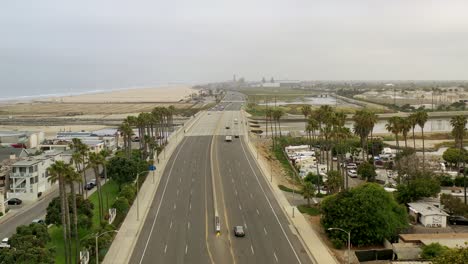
[{"x1": 1, "y1": 0, "x2": 467, "y2": 96}]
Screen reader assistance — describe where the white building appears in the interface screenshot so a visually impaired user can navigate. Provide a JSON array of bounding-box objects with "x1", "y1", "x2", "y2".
[
  {"x1": 7, "y1": 150, "x2": 65, "y2": 201},
  {"x1": 408, "y1": 202, "x2": 449, "y2": 228}
]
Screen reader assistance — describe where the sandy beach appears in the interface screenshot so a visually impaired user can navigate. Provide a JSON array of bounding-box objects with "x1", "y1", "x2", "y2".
[{"x1": 38, "y1": 85, "x2": 196, "y2": 103}]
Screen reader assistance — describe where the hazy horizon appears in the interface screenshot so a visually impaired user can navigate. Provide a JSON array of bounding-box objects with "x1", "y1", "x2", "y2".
[{"x1": 1, "y1": 0, "x2": 468, "y2": 98}]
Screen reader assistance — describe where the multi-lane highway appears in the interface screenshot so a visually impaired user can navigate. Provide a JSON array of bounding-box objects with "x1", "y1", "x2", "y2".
[{"x1": 130, "y1": 92, "x2": 312, "y2": 264}]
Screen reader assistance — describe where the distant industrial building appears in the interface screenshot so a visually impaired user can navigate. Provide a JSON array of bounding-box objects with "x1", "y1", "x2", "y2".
[{"x1": 0, "y1": 131, "x2": 45, "y2": 149}]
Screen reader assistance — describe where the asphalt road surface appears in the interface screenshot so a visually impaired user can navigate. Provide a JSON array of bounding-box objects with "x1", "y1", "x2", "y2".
[{"x1": 130, "y1": 92, "x2": 312, "y2": 264}]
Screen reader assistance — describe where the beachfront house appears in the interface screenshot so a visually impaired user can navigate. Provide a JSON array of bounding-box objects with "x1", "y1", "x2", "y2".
[{"x1": 7, "y1": 150, "x2": 64, "y2": 202}]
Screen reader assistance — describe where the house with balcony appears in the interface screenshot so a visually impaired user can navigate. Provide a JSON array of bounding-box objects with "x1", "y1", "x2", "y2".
[
  {"x1": 0, "y1": 148, "x2": 29, "y2": 198},
  {"x1": 7, "y1": 150, "x2": 64, "y2": 201}
]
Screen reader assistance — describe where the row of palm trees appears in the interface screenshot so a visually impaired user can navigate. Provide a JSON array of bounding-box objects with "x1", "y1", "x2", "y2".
[
  {"x1": 385, "y1": 111, "x2": 429, "y2": 169},
  {"x1": 48, "y1": 138, "x2": 110, "y2": 264},
  {"x1": 119, "y1": 106, "x2": 176, "y2": 159},
  {"x1": 264, "y1": 107, "x2": 285, "y2": 148}
]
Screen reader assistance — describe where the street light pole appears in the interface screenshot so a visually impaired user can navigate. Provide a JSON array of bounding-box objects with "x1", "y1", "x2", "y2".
[
  {"x1": 95, "y1": 230, "x2": 118, "y2": 264},
  {"x1": 328, "y1": 227, "x2": 351, "y2": 264}
]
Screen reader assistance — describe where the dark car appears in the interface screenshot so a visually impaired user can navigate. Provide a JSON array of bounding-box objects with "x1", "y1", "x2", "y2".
[
  {"x1": 234, "y1": 135, "x2": 239, "y2": 138},
  {"x1": 225, "y1": 126, "x2": 230, "y2": 129},
  {"x1": 233, "y1": 226, "x2": 245, "y2": 237},
  {"x1": 7, "y1": 198, "x2": 22, "y2": 205},
  {"x1": 84, "y1": 182, "x2": 95, "y2": 190},
  {"x1": 448, "y1": 216, "x2": 468, "y2": 225}
]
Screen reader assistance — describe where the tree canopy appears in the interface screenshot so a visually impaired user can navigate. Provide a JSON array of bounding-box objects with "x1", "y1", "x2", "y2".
[
  {"x1": 46, "y1": 194, "x2": 94, "y2": 229},
  {"x1": 432, "y1": 244, "x2": 468, "y2": 264},
  {"x1": 357, "y1": 162, "x2": 377, "y2": 181},
  {"x1": 395, "y1": 173, "x2": 441, "y2": 204},
  {"x1": 0, "y1": 223, "x2": 55, "y2": 264},
  {"x1": 321, "y1": 183, "x2": 408, "y2": 246}
]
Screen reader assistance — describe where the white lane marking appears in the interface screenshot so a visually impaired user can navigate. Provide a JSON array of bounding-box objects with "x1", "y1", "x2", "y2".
[
  {"x1": 231, "y1": 178, "x2": 234, "y2": 183},
  {"x1": 240, "y1": 138, "x2": 303, "y2": 264},
  {"x1": 264, "y1": 227, "x2": 268, "y2": 235},
  {"x1": 245, "y1": 180, "x2": 247, "y2": 185},
  {"x1": 170, "y1": 221, "x2": 173, "y2": 229},
  {"x1": 188, "y1": 221, "x2": 191, "y2": 230},
  {"x1": 139, "y1": 137, "x2": 189, "y2": 264},
  {"x1": 274, "y1": 252, "x2": 279, "y2": 262},
  {"x1": 189, "y1": 202, "x2": 192, "y2": 211},
  {"x1": 190, "y1": 189, "x2": 193, "y2": 195},
  {"x1": 164, "y1": 244, "x2": 167, "y2": 254},
  {"x1": 174, "y1": 203, "x2": 177, "y2": 210},
  {"x1": 250, "y1": 245, "x2": 255, "y2": 255},
  {"x1": 256, "y1": 209, "x2": 260, "y2": 215},
  {"x1": 239, "y1": 204, "x2": 242, "y2": 210},
  {"x1": 244, "y1": 223, "x2": 248, "y2": 229},
  {"x1": 177, "y1": 189, "x2": 179, "y2": 196},
  {"x1": 179, "y1": 178, "x2": 182, "y2": 183},
  {"x1": 185, "y1": 244, "x2": 188, "y2": 255},
  {"x1": 235, "y1": 189, "x2": 238, "y2": 196},
  {"x1": 250, "y1": 193, "x2": 253, "y2": 199}
]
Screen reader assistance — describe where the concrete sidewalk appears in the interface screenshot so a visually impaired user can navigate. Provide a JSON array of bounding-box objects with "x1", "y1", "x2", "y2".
[
  {"x1": 103, "y1": 112, "x2": 204, "y2": 264},
  {"x1": 241, "y1": 110, "x2": 338, "y2": 264}
]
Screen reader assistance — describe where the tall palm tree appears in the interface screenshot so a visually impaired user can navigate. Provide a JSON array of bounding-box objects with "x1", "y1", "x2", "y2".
[
  {"x1": 408, "y1": 112, "x2": 418, "y2": 149},
  {"x1": 307, "y1": 117, "x2": 319, "y2": 149},
  {"x1": 301, "y1": 105, "x2": 312, "y2": 133},
  {"x1": 386, "y1": 116, "x2": 402, "y2": 150},
  {"x1": 119, "y1": 119, "x2": 134, "y2": 158},
  {"x1": 48, "y1": 161, "x2": 72, "y2": 264},
  {"x1": 273, "y1": 108, "x2": 284, "y2": 137},
  {"x1": 353, "y1": 110, "x2": 372, "y2": 161},
  {"x1": 64, "y1": 165, "x2": 82, "y2": 263},
  {"x1": 88, "y1": 152, "x2": 105, "y2": 222},
  {"x1": 415, "y1": 110, "x2": 429, "y2": 170},
  {"x1": 400, "y1": 118, "x2": 412, "y2": 149},
  {"x1": 450, "y1": 115, "x2": 467, "y2": 204},
  {"x1": 100, "y1": 149, "x2": 110, "y2": 183},
  {"x1": 367, "y1": 111, "x2": 378, "y2": 158}
]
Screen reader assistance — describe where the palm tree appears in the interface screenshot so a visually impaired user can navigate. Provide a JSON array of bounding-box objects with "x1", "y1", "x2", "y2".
[
  {"x1": 119, "y1": 119, "x2": 134, "y2": 158},
  {"x1": 367, "y1": 111, "x2": 378, "y2": 158},
  {"x1": 273, "y1": 108, "x2": 284, "y2": 137},
  {"x1": 415, "y1": 110, "x2": 428, "y2": 170},
  {"x1": 301, "y1": 105, "x2": 312, "y2": 132},
  {"x1": 450, "y1": 115, "x2": 467, "y2": 204},
  {"x1": 307, "y1": 117, "x2": 319, "y2": 149},
  {"x1": 386, "y1": 116, "x2": 402, "y2": 150},
  {"x1": 408, "y1": 112, "x2": 418, "y2": 149},
  {"x1": 48, "y1": 161, "x2": 72, "y2": 264},
  {"x1": 88, "y1": 152, "x2": 105, "y2": 222},
  {"x1": 64, "y1": 165, "x2": 82, "y2": 263},
  {"x1": 100, "y1": 149, "x2": 110, "y2": 183},
  {"x1": 353, "y1": 110, "x2": 372, "y2": 161},
  {"x1": 302, "y1": 181, "x2": 315, "y2": 207},
  {"x1": 400, "y1": 118, "x2": 412, "y2": 149}
]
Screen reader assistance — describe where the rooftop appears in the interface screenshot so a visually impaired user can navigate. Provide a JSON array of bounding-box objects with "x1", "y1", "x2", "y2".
[
  {"x1": 408, "y1": 202, "x2": 449, "y2": 216},
  {"x1": 399, "y1": 233, "x2": 468, "y2": 248}
]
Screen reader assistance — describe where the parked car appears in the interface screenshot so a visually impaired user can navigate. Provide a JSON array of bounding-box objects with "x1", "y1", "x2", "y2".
[
  {"x1": 448, "y1": 216, "x2": 468, "y2": 225},
  {"x1": 84, "y1": 182, "x2": 95, "y2": 190},
  {"x1": 0, "y1": 238, "x2": 10, "y2": 248},
  {"x1": 233, "y1": 226, "x2": 245, "y2": 237},
  {"x1": 32, "y1": 219, "x2": 45, "y2": 225},
  {"x1": 347, "y1": 163, "x2": 357, "y2": 170},
  {"x1": 225, "y1": 126, "x2": 230, "y2": 129},
  {"x1": 348, "y1": 170, "x2": 358, "y2": 178},
  {"x1": 7, "y1": 198, "x2": 22, "y2": 205}
]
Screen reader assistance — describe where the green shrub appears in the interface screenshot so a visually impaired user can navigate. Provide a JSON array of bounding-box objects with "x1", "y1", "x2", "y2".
[
  {"x1": 421, "y1": 243, "x2": 449, "y2": 259},
  {"x1": 120, "y1": 184, "x2": 136, "y2": 203},
  {"x1": 113, "y1": 197, "x2": 130, "y2": 214},
  {"x1": 454, "y1": 177, "x2": 465, "y2": 187},
  {"x1": 331, "y1": 238, "x2": 345, "y2": 249},
  {"x1": 297, "y1": 204, "x2": 320, "y2": 216}
]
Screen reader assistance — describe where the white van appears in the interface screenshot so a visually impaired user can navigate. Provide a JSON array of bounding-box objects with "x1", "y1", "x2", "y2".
[{"x1": 225, "y1": 136, "x2": 232, "y2": 142}]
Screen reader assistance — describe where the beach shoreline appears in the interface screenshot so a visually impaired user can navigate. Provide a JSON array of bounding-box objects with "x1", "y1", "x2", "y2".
[{"x1": 0, "y1": 84, "x2": 197, "y2": 104}]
